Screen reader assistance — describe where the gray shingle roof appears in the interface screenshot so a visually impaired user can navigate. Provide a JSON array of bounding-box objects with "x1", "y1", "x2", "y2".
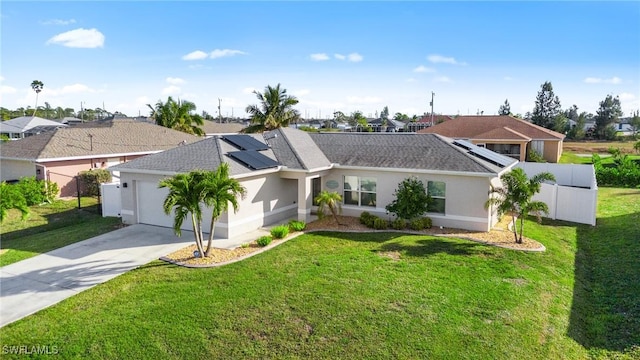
[
  {"x1": 201, "y1": 121, "x2": 245, "y2": 134},
  {"x1": 0, "y1": 120, "x2": 200, "y2": 160},
  {"x1": 113, "y1": 134, "x2": 281, "y2": 177},
  {"x1": 0, "y1": 116, "x2": 67, "y2": 133},
  {"x1": 113, "y1": 129, "x2": 511, "y2": 177},
  {"x1": 266, "y1": 127, "x2": 331, "y2": 170},
  {"x1": 308, "y1": 132, "x2": 503, "y2": 173}
]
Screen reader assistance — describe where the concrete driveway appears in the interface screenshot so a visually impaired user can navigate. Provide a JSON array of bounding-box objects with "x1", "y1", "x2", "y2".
[{"x1": 0, "y1": 224, "x2": 194, "y2": 328}]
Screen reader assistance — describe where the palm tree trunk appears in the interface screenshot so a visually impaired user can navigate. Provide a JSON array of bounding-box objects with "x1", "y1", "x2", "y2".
[
  {"x1": 204, "y1": 216, "x2": 217, "y2": 256},
  {"x1": 518, "y1": 215, "x2": 525, "y2": 244},
  {"x1": 191, "y1": 215, "x2": 205, "y2": 258},
  {"x1": 330, "y1": 206, "x2": 341, "y2": 225},
  {"x1": 33, "y1": 94, "x2": 39, "y2": 117},
  {"x1": 511, "y1": 215, "x2": 519, "y2": 243}
]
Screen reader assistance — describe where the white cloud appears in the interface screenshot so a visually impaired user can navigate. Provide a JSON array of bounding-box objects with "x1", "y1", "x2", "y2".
[
  {"x1": 427, "y1": 54, "x2": 466, "y2": 65},
  {"x1": 310, "y1": 53, "x2": 329, "y2": 61},
  {"x1": 45, "y1": 83, "x2": 96, "y2": 96},
  {"x1": 334, "y1": 54, "x2": 346, "y2": 60},
  {"x1": 294, "y1": 89, "x2": 310, "y2": 96},
  {"x1": 583, "y1": 76, "x2": 622, "y2": 84},
  {"x1": 347, "y1": 53, "x2": 363, "y2": 62},
  {"x1": 242, "y1": 87, "x2": 257, "y2": 94},
  {"x1": 406, "y1": 78, "x2": 417, "y2": 83},
  {"x1": 209, "y1": 49, "x2": 247, "y2": 59},
  {"x1": 413, "y1": 65, "x2": 435, "y2": 73},
  {"x1": 162, "y1": 85, "x2": 181, "y2": 95},
  {"x1": 619, "y1": 92, "x2": 636, "y2": 101},
  {"x1": 347, "y1": 96, "x2": 382, "y2": 104},
  {"x1": 46, "y1": 28, "x2": 105, "y2": 48},
  {"x1": 42, "y1": 19, "x2": 76, "y2": 25},
  {"x1": 166, "y1": 77, "x2": 185, "y2": 85},
  {"x1": 182, "y1": 50, "x2": 208, "y2": 60},
  {"x1": 504, "y1": 76, "x2": 514, "y2": 81},
  {"x1": 1, "y1": 85, "x2": 16, "y2": 94},
  {"x1": 434, "y1": 76, "x2": 452, "y2": 83},
  {"x1": 0, "y1": 76, "x2": 5, "y2": 81}
]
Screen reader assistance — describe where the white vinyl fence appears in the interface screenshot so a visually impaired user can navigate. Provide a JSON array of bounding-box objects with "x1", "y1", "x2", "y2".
[
  {"x1": 516, "y1": 163, "x2": 597, "y2": 226},
  {"x1": 101, "y1": 182, "x2": 122, "y2": 217}
]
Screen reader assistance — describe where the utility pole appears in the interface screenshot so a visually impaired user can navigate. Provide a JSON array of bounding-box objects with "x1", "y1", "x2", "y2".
[
  {"x1": 218, "y1": 98, "x2": 222, "y2": 123},
  {"x1": 430, "y1": 91, "x2": 435, "y2": 126},
  {"x1": 80, "y1": 101, "x2": 84, "y2": 123}
]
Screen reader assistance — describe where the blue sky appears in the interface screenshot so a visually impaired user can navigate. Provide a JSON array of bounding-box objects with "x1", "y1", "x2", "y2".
[{"x1": 1, "y1": 1, "x2": 639, "y2": 119}]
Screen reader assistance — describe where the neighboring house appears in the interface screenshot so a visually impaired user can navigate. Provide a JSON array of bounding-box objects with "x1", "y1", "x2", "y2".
[
  {"x1": 367, "y1": 118, "x2": 406, "y2": 132},
  {"x1": 406, "y1": 115, "x2": 454, "y2": 132},
  {"x1": 0, "y1": 119, "x2": 200, "y2": 196},
  {"x1": 111, "y1": 128, "x2": 518, "y2": 239},
  {"x1": 419, "y1": 115, "x2": 565, "y2": 163},
  {"x1": 201, "y1": 121, "x2": 245, "y2": 138},
  {"x1": 0, "y1": 116, "x2": 68, "y2": 140}
]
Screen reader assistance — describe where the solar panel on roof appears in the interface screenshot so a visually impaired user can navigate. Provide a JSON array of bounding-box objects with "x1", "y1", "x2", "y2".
[
  {"x1": 227, "y1": 150, "x2": 279, "y2": 170},
  {"x1": 453, "y1": 139, "x2": 514, "y2": 168},
  {"x1": 222, "y1": 135, "x2": 269, "y2": 151}
]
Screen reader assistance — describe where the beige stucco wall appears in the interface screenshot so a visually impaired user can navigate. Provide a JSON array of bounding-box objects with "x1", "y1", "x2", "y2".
[
  {"x1": 0, "y1": 159, "x2": 35, "y2": 182},
  {"x1": 321, "y1": 168, "x2": 495, "y2": 232},
  {"x1": 119, "y1": 171, "x2": 297, "y2": 239},
  {"x1": 543, "y1": 140, "x2": 563, "y2": 163}
]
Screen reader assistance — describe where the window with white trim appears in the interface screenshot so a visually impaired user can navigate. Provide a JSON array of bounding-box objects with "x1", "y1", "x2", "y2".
[
  {"x1": 427, "y1": 181, "x2": 446, "y2": 214},
  {"x1": 343, "y1": 176, "x2": 377, "y2": 207}
]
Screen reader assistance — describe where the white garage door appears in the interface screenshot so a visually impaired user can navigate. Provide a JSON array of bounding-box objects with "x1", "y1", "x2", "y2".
[{"x1": 136, "y1": 181, "x2": 210, "y2": 232}]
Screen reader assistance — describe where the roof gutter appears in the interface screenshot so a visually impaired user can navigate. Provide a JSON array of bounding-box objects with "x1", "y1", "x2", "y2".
[{"x1": 33, "y1": 150, "x2": 164, "y2": 163}]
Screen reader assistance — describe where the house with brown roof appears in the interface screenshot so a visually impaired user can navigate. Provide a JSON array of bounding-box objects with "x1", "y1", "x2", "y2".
[
  {"x1": 418, "y1": 115, "x2": 565, "y2": 163},
  {"x1": 0, "y1": 119, "x2": 200, "y2": 197}
]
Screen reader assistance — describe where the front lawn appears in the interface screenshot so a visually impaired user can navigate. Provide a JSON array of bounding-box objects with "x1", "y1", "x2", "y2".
[
  {"x1": 0, "y1": 198, "x2": 122, "y2": 266},
  {"x1": 0, "y1": 189, "x2": 638, "y2": 359}
]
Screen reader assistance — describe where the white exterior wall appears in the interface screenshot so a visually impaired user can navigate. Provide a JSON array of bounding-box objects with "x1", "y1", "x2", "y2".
[
  {"x1": 0, "y1": 159, "x2": 35, "y2": 181},
  {"x1": 321, "y1": 168, "x2": 495, "y2": 232},
  {"x1": 101, "y1": 182, "x2": 122, "y2": 217}
]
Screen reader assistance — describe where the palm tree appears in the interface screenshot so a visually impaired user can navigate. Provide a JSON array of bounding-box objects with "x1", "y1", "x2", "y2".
[
  {"x1": 314, "y1": 190, "x2": 343, "y2": 225},
  {"x1": 159, "y1": 172, "x2": 207, "y2": 257},
  {"x1": 244, "y1": 83, "x2": 300, "y2": 133},
  {"x1": 147, "y1": 97, "x2": 205, "y2": 136},
  {"x1": 30, "y1": 80, "x2": 44, "y2": 117},
  {"x1": 201, "y1": 163, "x2": 246, "y2": 256},
  {"x1": 485, "y1": 168, "x2": 556, "y2": 243}
]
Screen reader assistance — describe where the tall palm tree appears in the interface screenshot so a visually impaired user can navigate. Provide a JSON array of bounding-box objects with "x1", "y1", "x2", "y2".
[
  {"x1": 30, "y1": 80, "x2": 44, "y2": 117},
  {"x1": 485, "y1": 168, "x2": 556, "y2": 243},
  {"x1": 244, "y1": 83, "x2": 300, "y2": 133},
  {"x1": 159, "y1": 172, "x2": 207, "y2": 257},
  {"x1": 201, "y1": 163, "x2": 247, "y2": 256},
  {"x1": 147, "y1": 97, "x2": 205, "y2": 136},
  {"x1": 314, "y1": 190, "x2": 343, "y2": 225}
]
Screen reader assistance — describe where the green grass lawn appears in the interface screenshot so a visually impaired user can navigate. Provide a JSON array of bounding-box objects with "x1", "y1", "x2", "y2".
[
  {"x1": 560, "y1": 152, "x2": 640, "y2": 165},
  {"x1": 0, "y1": 189, "x2": 638, "y2": 359},
  {"x1": 0, "y1": 198, "x2": 122, "y2": 267}
]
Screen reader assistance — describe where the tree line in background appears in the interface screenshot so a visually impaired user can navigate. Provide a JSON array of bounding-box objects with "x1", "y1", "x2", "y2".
[{"x1": 3, "y1": 80, "x2": 639, "y2": 140}]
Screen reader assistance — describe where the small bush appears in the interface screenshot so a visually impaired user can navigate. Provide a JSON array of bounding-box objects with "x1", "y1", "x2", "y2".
[
  {"x1": 78, "y1": 169, "x2": 112, "y2": 196},
  {"x1": 373, "y1": 217, "x2": 388, "y2": 230},
  {"x1": 288, "y1": 220, "x2": 306, "y2": 231},
  {"x1": 240, "y1": 242, "x2": 250, "y2": 248},
  {"x1": 17, "y1": 177, "x2": 46, "y2": 206},
  {"x1": 270, "y1": 225, "x2": 289, "y2": 239},
  {"x1": 410, "y1": 218, "x2": 425, "y2": 231},
  {"x1": 421, "y1": 217, "x2": 433, "y2": 229},
  {"x1": 359, "y1": 211, "x2": 373, "y2": 225},
  {"x1": 256, "y1": 236, "x2": 272, "y2": 247},
  {"x1": 391, "y1": 218, "x2": 406, "y2": 230}
]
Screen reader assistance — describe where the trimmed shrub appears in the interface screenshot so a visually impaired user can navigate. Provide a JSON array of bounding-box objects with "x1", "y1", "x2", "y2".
[
  {"x1": 270, "y1": 225, "x2": 289, "y2": 239},
  {"x1": 288, "y1": 220, "x2": 306, "y2": 231},
  {"x1": 359, "y1": 211, "x2": 373, "y2": 225},
  {"x1": 421, "y1": 217, "x2": 433, "y2": 229},
  {"x1": 256, "y1": 236, "x2": 272, "y2": 247},
  {"x1": 410, "y1": 218, "x2": 425, "y2": 231},
  {"x1": 373, "y1": 217, "x2": 388, "y2": 230},
  {"x1": 78, "y1": 169, "x2": 112, "y2": 196},
  {"x1": 391, "y1": 218, "x2": 406, "y2": 230}
]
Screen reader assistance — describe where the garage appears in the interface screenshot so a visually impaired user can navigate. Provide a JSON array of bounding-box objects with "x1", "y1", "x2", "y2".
[{"x1": 136, "y1": 180, "x2": 212, "y2": 232}]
